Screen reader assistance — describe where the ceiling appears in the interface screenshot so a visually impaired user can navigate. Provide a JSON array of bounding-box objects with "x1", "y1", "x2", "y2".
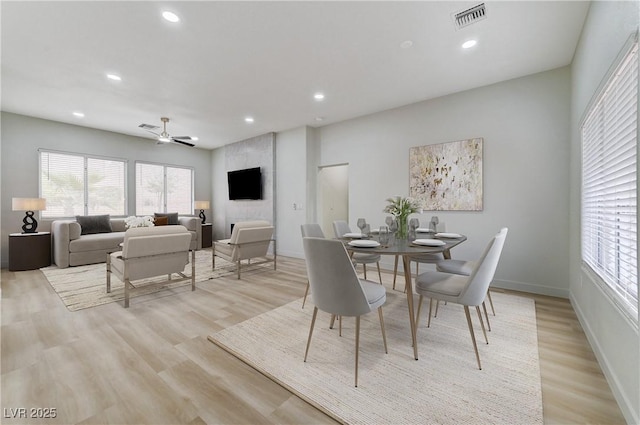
[{"x1": 1, "y1": 1, "x2": 590, "y2": 150}]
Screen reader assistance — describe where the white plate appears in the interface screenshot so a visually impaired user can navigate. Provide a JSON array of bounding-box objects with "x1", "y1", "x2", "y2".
[
  {"x1": 416, "y1": 228, "x2": 433, "y2": 233},
  {"x1": 435, "y1": 232, "x2": 462, "y2": 238},
  {"x1": 343, "y1": 232, "x2": 364, "y2": 238},
  {"x1": 412, "y1": 238, "x2": 446, "y2": 247},
  {"x1": 369, "y1": 229, "x2": 380, "y2": 234},
  {"x1": 348, "y1": 240, "x2": 381, "y2": 248}
]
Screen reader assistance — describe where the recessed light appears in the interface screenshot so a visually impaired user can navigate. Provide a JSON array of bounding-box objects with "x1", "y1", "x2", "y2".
[
  {"x1": 72, "y1": 112, "x2": 85, "y2": 118},
  {"x1": 314, "y1": 93, "x2": 325, "y2": 101},
  {"x1": 245, "y1": 117, "x2": 254, "y2": 123},
  {"x1": 315, "y1": 117, "x2": 324, "y2": 122},
  {"x1": 462, "y1": 39, "x2": 477, "y2": 49},
  {"x1": 400, "y1": 40, "x2": 413, "y2": 49},
  {"x1": 191, "y1": 136, "x2": 199, "y2": 141},
  {"x1": 162, "y1": 11, "x2": 180, "y2": 23},
  {"x1": 106, "y1": 73, "x2": 122, "y2": 81}
]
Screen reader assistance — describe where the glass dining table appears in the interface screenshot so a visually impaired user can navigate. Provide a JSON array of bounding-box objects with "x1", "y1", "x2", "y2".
[{"x1": 342, "y1": 232, "x2": 467, "y2": 360}]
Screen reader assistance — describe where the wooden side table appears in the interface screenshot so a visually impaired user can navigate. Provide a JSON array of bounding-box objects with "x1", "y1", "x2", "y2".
[
  {"x1": 9, "y1": 232, "x2": 51, "y2": 271},
  {"x1": 201, "y1": 223, "x2": 212, "y2": 248}
]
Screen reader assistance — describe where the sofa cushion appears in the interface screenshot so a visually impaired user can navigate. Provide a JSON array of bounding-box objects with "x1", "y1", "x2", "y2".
[
  {"x1": 69, "y1": 231, "x2": 124, "y2": 253},
  {"x1": 76, "y1": 215, "x2": 112, "y2": 235},
  {"x1": 153, "y1": 216, "x2": 169, "y2": 226},
  {"x1": 154, "y1": 212, "x2": 179, "y2": 225}
]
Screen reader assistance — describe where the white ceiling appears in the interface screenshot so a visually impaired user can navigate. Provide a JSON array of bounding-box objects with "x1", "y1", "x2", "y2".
[{"x1": 1, "y1": 1, "x2": 589, "y2": 150}]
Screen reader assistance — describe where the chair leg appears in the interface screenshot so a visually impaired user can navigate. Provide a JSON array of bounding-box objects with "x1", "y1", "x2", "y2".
[
  {"x1": 434, "y1": 300, "x2": 440, "y2": 317},
  {"x1": 376, "y1": 262, "x2": 383, "y2": 284},
  {"x1": 464, "y1": 305, "x2": 482, "y2": 370},
  {"x1": 476, "y1": 306, "x2": 489, "y2": 344},
  {"x1": 415, "y1": 295, "x2": 424, "y2": 327},
  {"x1": 363, "y1": 264, "x2": 367, "y2": 280},
  {"x1": 355, "y1": 315, "x2": 360, "y2": 387},
  {"x1": 191, "y1": 250, "x2": 196, "y2": 291},
  {"x1": 427, "y1": 297, "x2": 434, "y2": 328},
  {"x1": 482, "y1": 301, "x2": 491, "y2": 331},
  {"x1": 302, "y1": 281, "x2": 310, "y2": 308},
  {"x1": 106, "y1": 256, "x2": 111, "y2": 293},
  {"x1": 392, "y1": 255, "x2": 399, "y2": 290},
  {"x1": 304, "y1": 307, "x2": 319, "y2": 362},
  {"x1": 378, "y1": 307, "x2": 388, "y2": 353},
  {"x1": 339, "y1": 315, "x2": 342, "y2": 337},
  {"x1": 487, "y1": 290, "x2": 496, "y2": 315},
  {"x1": 329, "y1": 314, "x2": 336, "y2": 329},
  {"x1": 236, "y1": 260, "x2": 241, "y2": 279},
  {"x1": 124, "y1": 278, "x2": 130, "y2": 308}
]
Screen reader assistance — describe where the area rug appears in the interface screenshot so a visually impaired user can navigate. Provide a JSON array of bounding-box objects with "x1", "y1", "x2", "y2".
[
  {"x1": 208, "y1": 291, "x2": 542, "y2": 425},
  {"x1": 41, "y1": 250, "x2": 244, "y2": 311}
]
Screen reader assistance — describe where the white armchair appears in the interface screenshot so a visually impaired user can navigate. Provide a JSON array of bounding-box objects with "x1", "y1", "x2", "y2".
[
  {"x1": 106, "y1": 226, "x2": 195, "y2": 308},
  {"x1": 212, "y1": 220, "x2": 276, "y2": 279}
]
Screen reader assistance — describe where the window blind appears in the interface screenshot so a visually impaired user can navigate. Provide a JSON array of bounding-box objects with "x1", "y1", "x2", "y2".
[
  {"x1": 136, "y1": 162, "x2": 193, "y2": 215},
  {"x1": 581, "y1": 41, "x2": 638, "y2": 317}
]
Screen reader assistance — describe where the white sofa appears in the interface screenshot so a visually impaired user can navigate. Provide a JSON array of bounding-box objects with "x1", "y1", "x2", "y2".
[{"x1": 51, "y1": 217, "x2": 201, "y2": 268}]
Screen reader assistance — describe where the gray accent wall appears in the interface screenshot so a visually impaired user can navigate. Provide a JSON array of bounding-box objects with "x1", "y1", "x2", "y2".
[{"x1": 0, "y1": 112, "x2": 212, "y2": 268}]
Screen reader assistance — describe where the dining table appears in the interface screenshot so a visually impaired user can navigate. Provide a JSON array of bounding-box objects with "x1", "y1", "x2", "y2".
[{"x1": 342, "y1": 231, "x2": 467, "y2": 360}]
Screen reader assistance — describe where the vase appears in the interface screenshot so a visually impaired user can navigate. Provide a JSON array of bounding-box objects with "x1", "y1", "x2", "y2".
[{"x1": 396, "y1": 215, "x2": 409, "y2": 239}]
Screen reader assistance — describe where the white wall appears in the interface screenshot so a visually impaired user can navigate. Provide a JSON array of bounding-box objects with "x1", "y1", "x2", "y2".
[
  {"x1": 0, "y1": 112, "x2": 212, "y2": 268},
  {"x1": 316, "y1": 67, "x2": 571, "y2": 297},
  {"x1": 569, "y1": 2, "x2": 640, "y2": 423}
]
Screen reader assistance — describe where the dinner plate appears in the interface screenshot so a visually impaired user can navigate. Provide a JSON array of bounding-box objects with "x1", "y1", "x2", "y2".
[
  {"x1": 416, "y1": 228, "x2": 433, "y2": 233},
  {"x1": 435, "y1": 232, "x2": 462, "y2": 238},
  {"x1": 348, "y1": 240, "x2": 381, "y2": 248},
  {"x1": 412, "y1": 238, "x2": 446, "y2": 246},
  {"x1": 343, "y1": 232, "x2": 364, "y2": 238}
]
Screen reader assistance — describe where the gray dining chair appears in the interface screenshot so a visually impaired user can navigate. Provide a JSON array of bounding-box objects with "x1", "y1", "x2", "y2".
[
  {"x1": 436, "y1": 228, "x2": 509, "y2": 323},
  {"x1": 333, "y1": 220, "x2": 383, "y2": 284},
  {"x1": 300, "y1": 223, "x2": 326, "y2": 308},
  {"x1": 413, "y1": 228, "x2": 507, "y2": 370},
  {"x1": 302, "y1": 237, "x2": 388, "y2": 387}
]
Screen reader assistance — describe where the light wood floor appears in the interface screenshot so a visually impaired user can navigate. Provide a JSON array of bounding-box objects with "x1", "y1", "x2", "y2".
[{"x1": 1, "y1": 254, "x2": 627, "y2": 424}]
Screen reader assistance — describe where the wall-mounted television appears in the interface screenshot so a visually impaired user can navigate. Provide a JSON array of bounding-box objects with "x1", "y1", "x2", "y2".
[{"x1": 227, "y1": 167, "x2": 262, "y2": 200}]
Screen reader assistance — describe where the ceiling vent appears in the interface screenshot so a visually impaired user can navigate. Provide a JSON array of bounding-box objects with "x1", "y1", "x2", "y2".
[{"x1": 453, "y1": 3, "x2": 487, "y2": 30}]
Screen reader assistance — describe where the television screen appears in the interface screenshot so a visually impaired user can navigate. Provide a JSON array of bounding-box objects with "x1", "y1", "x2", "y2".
[{"x1": 227, "y1": 167, "x2": 262, "y2": 200}]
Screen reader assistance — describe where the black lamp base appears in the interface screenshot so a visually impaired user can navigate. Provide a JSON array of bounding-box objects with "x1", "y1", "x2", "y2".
[
  {"x1": 22, "y1": 210, "x2": 38, "y2": 233},
  {"x1": 199, "y1": 210, "x2": 206, "y2": 225}
]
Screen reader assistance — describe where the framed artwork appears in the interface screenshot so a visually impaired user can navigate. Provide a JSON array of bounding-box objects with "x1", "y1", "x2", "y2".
[{"x1": 409, "y1": 138, "x2": 483, "y2": 211}]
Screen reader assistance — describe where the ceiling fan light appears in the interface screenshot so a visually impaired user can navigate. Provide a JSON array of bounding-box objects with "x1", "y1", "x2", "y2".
[{"x1": 158, "y1": 136, "x2": 171, "y2": 143}]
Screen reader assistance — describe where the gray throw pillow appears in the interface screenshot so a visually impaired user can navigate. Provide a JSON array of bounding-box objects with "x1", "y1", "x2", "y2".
[
  {"x1": 76, "y1": 214, "x2": 112, "y2": 235},
  {"x1": 154, "y1": 212, "x2": 179, "y2": 225}
]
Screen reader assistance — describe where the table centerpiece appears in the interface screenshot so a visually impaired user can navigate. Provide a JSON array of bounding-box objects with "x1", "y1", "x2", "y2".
[{"x1": 383, "y1": 196, "x2": 420, "y2": 239}]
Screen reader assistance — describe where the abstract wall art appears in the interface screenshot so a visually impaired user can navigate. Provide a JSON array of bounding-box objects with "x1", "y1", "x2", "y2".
[{"x1": 409, "y1": 138, "x2": 483, "y2": 211}]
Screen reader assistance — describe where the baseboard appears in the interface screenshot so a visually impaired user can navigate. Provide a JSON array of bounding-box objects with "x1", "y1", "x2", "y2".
[{"x1": 491, "y1": 279, "x2": 569, "y2": 299}]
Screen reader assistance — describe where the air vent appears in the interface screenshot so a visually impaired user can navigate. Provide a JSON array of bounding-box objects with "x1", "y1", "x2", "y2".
[{"x1": 453, "y1": 3, "x2": 486, "y2": 30}]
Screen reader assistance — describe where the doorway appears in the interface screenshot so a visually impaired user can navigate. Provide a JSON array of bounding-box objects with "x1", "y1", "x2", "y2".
[{"x1": 317, "y1": 164, "x2": 349, "y2": 238}]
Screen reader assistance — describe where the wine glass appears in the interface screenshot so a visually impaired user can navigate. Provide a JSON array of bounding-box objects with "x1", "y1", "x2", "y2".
[
  {"x1": 385, "y1": 216, "x2": 393, "y2": 227},
  {"x1": 379, "y1": 225, "x2": 390, "y2": 246},
  {"x1": 357, "y1": 218, "x2": 367, "y2": 235},
  {"x1": 389, "y1": 219, "x2": 398, "y2": 234},
  {"x1": 409, "y1": 218, "x2": 419, "y2": 231}
]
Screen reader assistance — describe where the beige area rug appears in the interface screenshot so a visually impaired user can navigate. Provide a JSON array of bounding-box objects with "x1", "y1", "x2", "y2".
[
  {"x1": 41, "y1": 250, "x2": 247, "y2": 311},
  {"x1": 209, "y1": 290, "x2": 543, "y2": 425}
]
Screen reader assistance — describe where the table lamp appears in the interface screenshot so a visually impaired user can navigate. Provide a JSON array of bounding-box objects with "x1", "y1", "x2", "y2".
[
  {"x1": 194, "y1": 200, "x2": 210, "y2": 224},
  {"x1": 12, "y1": 198, "x2": 46, "y2": 233}
]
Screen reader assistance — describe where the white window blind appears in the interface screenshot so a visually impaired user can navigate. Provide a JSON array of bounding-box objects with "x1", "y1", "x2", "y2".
[
  {"x1": 581, "y1": 40, "x2": 638, "y2": 317},
  {"x1": 136, "y1": 162, "x2": 193, "y2": 215},
  {"x1": 40, "y1": 151, "x2": 126, "y2": 218}
]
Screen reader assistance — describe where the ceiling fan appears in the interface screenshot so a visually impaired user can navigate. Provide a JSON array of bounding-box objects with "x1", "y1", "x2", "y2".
[{"x1": 138, "y1": 117, "x2": 196, "y2": 147}]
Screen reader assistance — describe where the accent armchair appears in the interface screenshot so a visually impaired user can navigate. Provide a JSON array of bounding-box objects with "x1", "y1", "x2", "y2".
[
  {"x1": 212, "y1": 220, "x2": 276, "y2": 279},
  {"x1": 106, "y1": 225, "x2": 195, "y2": 308}
]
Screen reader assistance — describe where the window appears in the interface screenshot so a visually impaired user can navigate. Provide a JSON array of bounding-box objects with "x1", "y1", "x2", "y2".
[
  {"x1": 135, "y1": 162, "x2": 193, "y2": 215},
  {"x1": 39, "y1": 150, "x2": 127, "y2": 218},
  {"x1": 581, "y1": 39, "x2": 638, "y2": 318}
]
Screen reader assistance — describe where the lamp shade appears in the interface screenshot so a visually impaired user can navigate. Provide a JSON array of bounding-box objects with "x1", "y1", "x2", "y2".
[
  {"x1": 12, "y1": 198, "x2": 46, "y2": 211},
  {"x1": 194, "y1": 200, "x2": 210, "y2": 210}
]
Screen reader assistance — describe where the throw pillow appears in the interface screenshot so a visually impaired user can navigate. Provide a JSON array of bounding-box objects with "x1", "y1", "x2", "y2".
[
  {"x1": 76, "y1": 214, "x2": 112, "y2": 235},
  {"x1": 153, "y1": 216, "x2": 169, "y2": 226},
  {"x1": 154, "y1": 212, "x2": 179, "y2": 225}
]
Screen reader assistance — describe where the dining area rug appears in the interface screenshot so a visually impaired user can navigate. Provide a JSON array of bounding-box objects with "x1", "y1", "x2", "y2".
[
  {"x1": 40, "y1": 250, "x2": 239, "y2": 311},
  {"x1": 208, "y1": 290, "x2": 543, "y2": 424}
]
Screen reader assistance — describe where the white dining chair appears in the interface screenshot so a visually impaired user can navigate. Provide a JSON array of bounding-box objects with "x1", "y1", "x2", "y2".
[
  {"x1": 300, "y1": 223, "x2": 326, "y2": 308},
  {"x1": 333, "y1": 220, "x2": 383, "y2": 284},
  {"x1": 302, "y1": 237, "x2": 388, "y2": 387},
  {"x1": 413, "y1": 228, "x2": 507, "y2": 369}
]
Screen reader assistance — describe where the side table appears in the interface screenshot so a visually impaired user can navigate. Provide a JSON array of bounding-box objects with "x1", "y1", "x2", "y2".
[
  {"x1": 9, "y1": 232, "x2": 51, "y2": 271},
  {"x1": 201, "y1": 223, "x2": 212, "y2": 248}
]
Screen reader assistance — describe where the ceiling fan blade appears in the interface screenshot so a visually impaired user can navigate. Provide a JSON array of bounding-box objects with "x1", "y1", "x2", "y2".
[
  {"x1": 171, "y1": 138, "x2": 195, "y2": 147},
  {"x1": 171, "y1": 136, "x2": 193, "y2": 140},
  {"x1": 139, "y1": 123, "x2": 161, "y2": 130}
]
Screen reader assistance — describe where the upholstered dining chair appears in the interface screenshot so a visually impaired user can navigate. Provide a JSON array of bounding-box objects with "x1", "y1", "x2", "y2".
[
  {"x1": 332, "y1": 220, "x2": 383, "y2": 284},
  {"x1": 300, "y1": 223, "x2": 326, "y2": 308},
  {"x1": 413, "y1": 228, "x2": 508, "y2": 370},
  {"x1": 302, "y1": 237, "x2": 388, "y2": 387},
  {"x1": 436, "y1": 228, "x2": 509, "y2": 323}
]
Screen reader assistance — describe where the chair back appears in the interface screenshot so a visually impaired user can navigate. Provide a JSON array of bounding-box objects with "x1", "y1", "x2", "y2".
[
  {"x1": 302, "y1": 237, "x2": 373, "y2": 317},
  {"x1": 301, "y1": 223, "x2": 325, "y2": 238},
  {"x1": 122, "y1": 225, "x2": 192, "y2": 259},
  {"x1": 229, "y1": 220, "x2": 271, "y2": 244},
  {"x1": 332, "y1": 220, "x2": 351, "y2": 238},
  {"x1": 458, "y1": 228, "x2": 508, "y2": 306}
]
